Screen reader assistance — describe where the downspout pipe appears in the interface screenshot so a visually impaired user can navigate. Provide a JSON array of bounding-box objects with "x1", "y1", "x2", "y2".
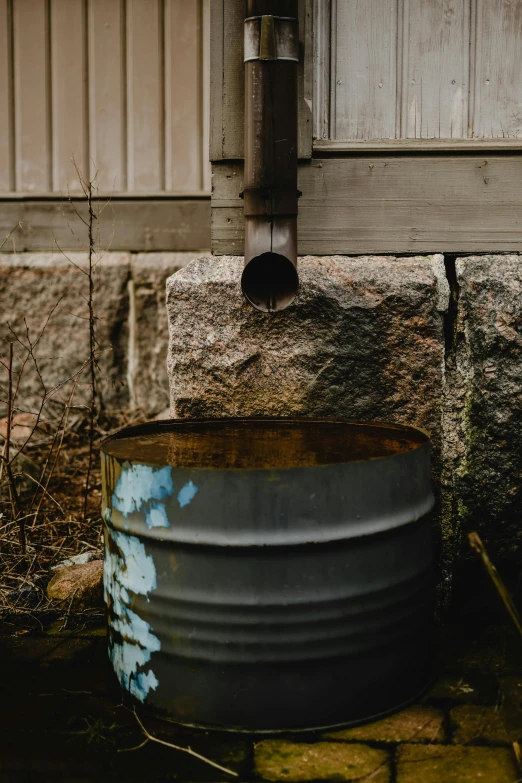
[{"x1": 241, "y1": 0, "x2": 300, "y2": 313}]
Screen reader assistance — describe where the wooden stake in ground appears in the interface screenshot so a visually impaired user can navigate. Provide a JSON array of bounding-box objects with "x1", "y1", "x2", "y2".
[{"x1": 469, "y1": 531, "x2": 522, "y2": 637}]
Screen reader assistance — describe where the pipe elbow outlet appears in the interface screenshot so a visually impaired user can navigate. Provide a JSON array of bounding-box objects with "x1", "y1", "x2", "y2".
[{"x1": 241, "y1": 252, "x2": 299, "y2": 313}]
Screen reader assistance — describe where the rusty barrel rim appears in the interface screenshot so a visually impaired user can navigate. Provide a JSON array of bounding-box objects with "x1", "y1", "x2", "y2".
[
  {"x1": 102, "y1": 416, "x2": 430, "y2": 469},
  {"x1": 101, "y1": 417, "x2": 434, "y2": 546}
]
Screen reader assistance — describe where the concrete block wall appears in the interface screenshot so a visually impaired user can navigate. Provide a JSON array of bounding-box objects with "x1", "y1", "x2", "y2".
[{"x1": 166, "y1": 254, "x2": 522, "y2": 576}]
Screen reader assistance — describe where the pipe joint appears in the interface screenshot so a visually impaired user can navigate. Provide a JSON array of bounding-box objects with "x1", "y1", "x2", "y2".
[
  {"x1": 241, "y1": 188, "x2": 300, "y2": 217},
  {"x1": 244, "y1": 15, "x2": 299, "y2": 62}
]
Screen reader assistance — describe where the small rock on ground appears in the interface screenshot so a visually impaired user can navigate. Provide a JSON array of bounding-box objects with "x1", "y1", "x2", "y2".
[
  {"x1": 254, "y1": 740, "x2": 389, "y2": 782},
  {"x1": 323, "y1": 705, "x2": 445, "y2": 743},
  {"x1": 395, "y1": 744, "x2": 518, "y2": 783},
  {"x1": 46, "y1": 560, "x2": 104, "y2": 611},
  {"x1": 51, "y1": 551, "x2": 101, "y2": 572}
]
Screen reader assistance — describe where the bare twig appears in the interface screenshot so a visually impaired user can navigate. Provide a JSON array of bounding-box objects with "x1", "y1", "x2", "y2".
[
  {"x1": 73, "y1": 162, "x2": 99, "y2": 524},
  {"x1": 0, "y1": 221, "x2": 22, "y2": 252},
  {"x1": 0, "y1": 438, "x2": 6, "y2": 489},
  {"x1": 5, "y1": 343, "x2": 13, "y2": 467},
  {"x1": 1, "y1": 343, "x2": 26, "y2": 552},
  {"x1": 22, "y1": 473, "x2": 64, "y2": 514},
  {"x1": 60, "y1": 587, "x2": 79, "y2": 631},
  {"x1": 118, "y1": 709, "x2": 238, "y2": 778},
  {"x1": 5, "y1": 296, "x2": 66, "y2": 464},
  {"x1": 33, "y1": 374, "x2": 81, "y2": 520},
  {"x1": 513, "y1": 741, "x2": 522, "y2": 773},
  {"x1": 0, "y1": 455, "x2": 25, "y2": 552}
]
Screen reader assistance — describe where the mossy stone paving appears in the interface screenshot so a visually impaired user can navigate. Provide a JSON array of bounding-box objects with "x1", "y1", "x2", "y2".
[
  {"x1": 254, "y1": 740, "x2": 390, "y2": 782},
  {"x1": 322, "y1": 705, "x2": 445, "y2": 743},
  {"x1": 395, "y1": 745, "x2": 519, "y2": 783}
]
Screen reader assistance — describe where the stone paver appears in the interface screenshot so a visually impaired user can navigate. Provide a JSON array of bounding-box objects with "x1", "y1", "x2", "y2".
[
  {"x1": 323, "y1": 705, "x2": 445, "y2": 744},
  {"x1": 499, "y1": 677, "x2": 522, "y2": 742},
  {"x1": 444, "y1": 625, "x2": 521, "y2": 677},
  {"x1": 254, "y1": 740, "x2": 389, "y2": 782},
  {"x1": 2, "y1": 619, "x2": 522, "y2": 782},
  {"x1": 395, "y1": 744, "x2": 519, "y2": 783},
  {"x1": 451, "y1": 705, "x2": 511, "y2": 744}
]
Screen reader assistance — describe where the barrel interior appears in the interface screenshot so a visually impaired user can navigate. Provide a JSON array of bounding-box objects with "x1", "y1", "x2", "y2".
[{"x1": 103, "y1": 417, "x2": 428, "y2": 470}]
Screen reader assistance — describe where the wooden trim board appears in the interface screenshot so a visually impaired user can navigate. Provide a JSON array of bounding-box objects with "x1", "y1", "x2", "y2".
[
  {"x1": 0, "y1": 197, "x2": 210, "y2": 252},
  {"x1": 314, "y1": 139, "x2": 522, "y2": 153},
  {"x1": 212, "y1": 157, "x2": 522, "y2": 254}
]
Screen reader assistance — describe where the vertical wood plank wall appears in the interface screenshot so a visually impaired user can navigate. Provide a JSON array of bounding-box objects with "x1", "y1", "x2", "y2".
[
  {"x1": 324, "y1": 0, "x2": 522, "y2": 141},
  {"x1": 473, "y1": 0, "x2": 522, "y2": 139},
  {"x1": 0, "y1": 0, "x2": 210, "y2": 195},
  {"x1": 13, "y1": 0, "x2": 50, "y2": 191},
  {"x1": 333, "y1": 0, "x2": 397, "y2": 140},
  {"x1": 0, "y1": 0, "x2": 13, "y2": 191},
  {"x1": 51, "y1": 0, "x2": 88, "y2": 192}
]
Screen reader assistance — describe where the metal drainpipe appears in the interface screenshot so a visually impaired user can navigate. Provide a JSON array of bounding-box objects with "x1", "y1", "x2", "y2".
[{"x1": 241, "y1": 0, "x2": 300, "y2": 313}]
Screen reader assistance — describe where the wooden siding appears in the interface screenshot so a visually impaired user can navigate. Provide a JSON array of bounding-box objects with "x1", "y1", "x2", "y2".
[
  {"x1": 0, "y1": 0, "x2": 210, "y2": 195},
  {"x1": 333, "y1": 0, "x2": 398, "y2": 140},
  {"x1": 212, "y1": 158, "x2": 522, "y2": 254},
  {"x1": 319, "y1": 0, "x2": 522, "y2": 143},
  {"x1": 0, "y1": 196, "x2": 210, "y2": 251},
  {"x1": 210, "y1": 0, "x2": 522, "y2": 254},
  {"x1": 209, "y1": 0, "x2": 313, "y2": 160}
]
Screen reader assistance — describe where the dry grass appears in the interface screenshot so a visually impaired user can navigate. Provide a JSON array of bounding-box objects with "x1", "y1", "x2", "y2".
[
  {"x1": 0, "y1": 166, "x2": 125, "y2": 625},
  {"x1": 0, "y1": 407, "x2": 146, "y2": 624}
]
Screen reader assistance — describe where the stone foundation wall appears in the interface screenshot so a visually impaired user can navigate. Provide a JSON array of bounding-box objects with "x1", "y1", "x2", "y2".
[
  {"x1": 0, "y1": 252, "x2": 204, "y2": 420},
  {"x1": 4, "y1": 250, "x2": 522, "y2": 573},
  {"x1": 166, "y1": 255, "x2": 522, "y2": 576}
]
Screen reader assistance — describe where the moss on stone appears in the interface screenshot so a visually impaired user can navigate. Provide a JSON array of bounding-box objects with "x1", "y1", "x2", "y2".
[
  {"x1": 322, "y1": 706, "x2": 445, "y2": 744},
  {"x1": 396, "y1": 744, "x2": 518, "y2": 783},
  {"x1": 450, "y1": 705, "x2": 511, "y2": 744},
  {"x1": 255, "y1": 740, "x2": 389, "y2": 782}
]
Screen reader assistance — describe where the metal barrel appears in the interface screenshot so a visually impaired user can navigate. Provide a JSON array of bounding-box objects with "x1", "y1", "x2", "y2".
[{"x1": 101, "y1": 418, "x2": 436, "y2": 732}]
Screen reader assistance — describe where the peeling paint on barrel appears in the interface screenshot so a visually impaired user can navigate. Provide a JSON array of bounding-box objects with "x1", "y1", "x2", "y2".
[
  {"x1": 112, "y1": 463, "x2": 173, "y2": 529},
  {"x1": 104, "y1": 525, "x2": 160, "y2": 702},
  {"x1": 177, "y1": 480, "x2": 198, "y2": 508}
]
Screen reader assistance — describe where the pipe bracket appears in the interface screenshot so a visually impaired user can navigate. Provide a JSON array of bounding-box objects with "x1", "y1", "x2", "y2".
[
  {"x1": 244, "y1": 15, "x2": 299, "y2": 62},
  {"x1": 242, "y1": 188, "x2": 300, "y2": 217}
]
